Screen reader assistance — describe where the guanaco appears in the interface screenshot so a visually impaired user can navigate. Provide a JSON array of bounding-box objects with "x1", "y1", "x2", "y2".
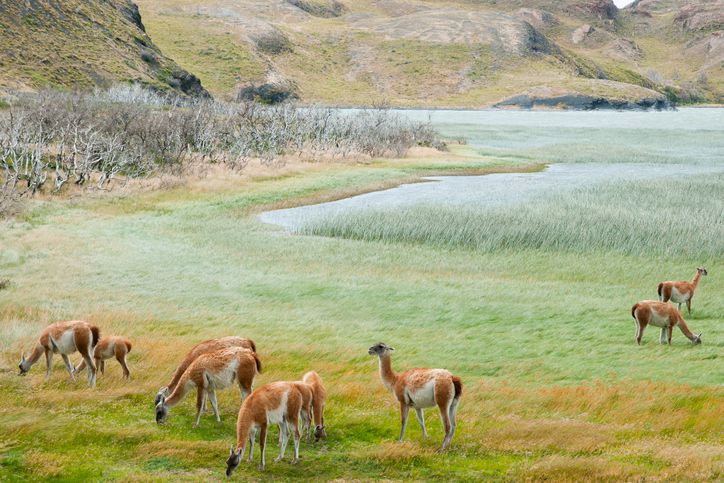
[
  {"x1": 19, "y1": 320, "x2": 100, "y2": 387},
  {"x1": 75, "y1": 336, "x2": 132, "y2": 378},
  {"x1": 368, "y1": 342, "x2": 462, "y2": 451},
  {"x1": 155, "y1": 346, "x2": 261, "y2": 427},
  {"x1": 632, "y1": 300, "x2": 702, "y2": 345},
  {"x1": 155, "y1": 336, "x2": 256, "y2": 406},
  {"x1": 302, "y1": 371, "x2": 327, "y2": 441},
  {"x1": 658, "y1": 267, "x2": 708, "y2": 315},
  {"x1": 226, "y1": 381, "x2": 311, "y2": 474}
]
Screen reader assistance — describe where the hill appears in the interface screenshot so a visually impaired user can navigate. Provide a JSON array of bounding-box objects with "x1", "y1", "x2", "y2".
[
  {"x1": 0, "y1": 0, "x2": 208, "y2": 97},
  {"x1": 133, "y1": 0, "x2": 722, "y2": 106}
]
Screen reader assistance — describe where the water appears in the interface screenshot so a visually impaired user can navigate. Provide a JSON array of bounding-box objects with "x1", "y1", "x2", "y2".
[
  {"x1": 260, "y1": 108, "x2": 724, "y2": 230},
  {"x1": 259, "y1": 163, "x2": 723, "y2": 230}
]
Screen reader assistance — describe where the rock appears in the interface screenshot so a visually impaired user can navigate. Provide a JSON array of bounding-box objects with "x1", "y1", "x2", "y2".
[
  {"x1": 569, "y1": 1, "x2": 618, "y2": 20},
  {"x1": 604, "y1": 38, "x2": 643, "y2": 61},
  {"x1": 496, "y1": 93, "x2": 670, "y2": 110},
  {"x1": 117, "y1": 1, "x2": 145, "y2": 32},
  {"x1": 674, "y1": 3, "x2": 724, "y2": 32},
  {"x1": 516, "y1": 8, "x2": 559, "y2": 30},
  {"x1": 572, "y1": 24, "x2": 594, "y2": 44},
  {"x1": 350, "y1": 10, "x2": 558, "y2": 56},
  {"x1": 286, "y1": 0, "x2": 346, "y2": 18},
  {"x1": 168, "y1": 70, "x2": 210, "y2": 98},
  {"x1": 494, "y1": 82, "x2": 672, "y2": 110},
  {"x1": 237, "y1": 79, "x2": 299, "y2": 104}
]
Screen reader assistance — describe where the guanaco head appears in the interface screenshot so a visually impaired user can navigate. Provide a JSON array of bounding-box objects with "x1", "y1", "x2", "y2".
[
  {"x1": 368, "y1": 342, "x2": 394, "y2": 356},
  {"x1": 693, "y1": 333, "x2": 702, "y2": 345},
  {"x1": 226, "y1": 446, "x2": 242, "y2": 477},
  {"x1": 155, "y1": 397, "x2": 169, "y2": 424},
  {"x1": 697, "y1": 267, "x2": 708, "y2": 276},
  {"x1": 154, "y1": 387, "x2": 169, "y2": 407},
  {"x1": 18, "y1": 352, "x2": 30, "y2": 375},
  {"x1": 314, "y1": 424, "x2": 327, "y2": 441}
]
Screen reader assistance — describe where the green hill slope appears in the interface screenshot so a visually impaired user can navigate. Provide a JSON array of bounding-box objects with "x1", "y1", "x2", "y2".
[
  {"x1": 0, "y1": 0, "x2": 208, "y2": 97},
  {"x1": 134, "y1": 0, "x2": 722, "y2": 106}
]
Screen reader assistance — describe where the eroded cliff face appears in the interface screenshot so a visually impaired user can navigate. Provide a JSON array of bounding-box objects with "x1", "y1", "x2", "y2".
[{"x1": 0, "y1": 0, "x2": 208, "y2": 97}]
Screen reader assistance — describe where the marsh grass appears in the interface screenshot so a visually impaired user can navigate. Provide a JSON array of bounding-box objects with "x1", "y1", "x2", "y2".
[{"x1": 302, "y1": 174, "x2": 724, "y2": 257}]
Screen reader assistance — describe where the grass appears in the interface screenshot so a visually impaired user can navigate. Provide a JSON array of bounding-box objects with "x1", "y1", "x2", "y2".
[
  {"x1": 1, "y1": 117, "x2": 723, "y2": 480},
  {"x1": 138, "y1": 11, "x2": 266, "y2": 97},
  {"x1": 0, "y1": 0, "x2": 201, "y2": 96},
  {"x1": 302, "y1": 174, "x2": 724, "y2": 257}
]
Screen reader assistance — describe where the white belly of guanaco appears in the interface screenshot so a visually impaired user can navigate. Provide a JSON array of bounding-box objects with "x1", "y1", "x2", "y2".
[
  {"x1": 51, "y1": 330, "x2": 78, "y2": 354},
  {"x1": 205, "y1": 359, "x2": 241, "y2": 390},
  {"x1": 266, "y1": 390, "x2": 290, "y2": 425},
  {"x1": 405, "y1": 379, "x2": 437, "y2": 409}
]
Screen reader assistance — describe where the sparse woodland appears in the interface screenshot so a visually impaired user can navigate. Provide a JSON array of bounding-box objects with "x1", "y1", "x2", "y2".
[{"x1": 0, "y1": 85, "x2": 438, "y2": 215}]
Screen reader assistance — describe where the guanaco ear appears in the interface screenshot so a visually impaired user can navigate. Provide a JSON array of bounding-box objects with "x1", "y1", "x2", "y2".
[
  {"x1": 20, "y1": 352, "x2": 25, "y2": 362},
  {"x1": 229, "y1": 445, "x2": 235, "y2": 455}
]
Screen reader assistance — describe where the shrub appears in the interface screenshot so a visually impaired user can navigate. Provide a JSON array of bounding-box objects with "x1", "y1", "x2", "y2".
[{"x1": 0, "y1": 85, "x2": 439, "y2": 214}]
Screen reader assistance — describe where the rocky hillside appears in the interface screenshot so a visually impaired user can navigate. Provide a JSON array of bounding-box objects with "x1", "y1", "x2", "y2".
[
  {"x1": 0, "y1": 0, "x2": 208, "y2": 97},
  {"x1": 132, "y1": 0, "x2": 722, "y2": 107}
]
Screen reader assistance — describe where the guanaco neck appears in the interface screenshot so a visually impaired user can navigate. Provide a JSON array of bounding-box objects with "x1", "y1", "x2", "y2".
[
  {"x1": 676, "y1": 315, "x2": 697, "y2": 341},
  {"x1": 378, "y1": 353, "x2": 398, "y2": 390},
  {"x1": 163, "y1": 375, "x2": 191, "y2": 407},
  {"x1": 235, "y1": 409, "x2": 254, "y2": 451},
  {"x1": 26, "y1": 344, "x2": 44, "y2": 367},
  {"x1": 691, "y1": 271, "x2": 702, "y2": 290}
]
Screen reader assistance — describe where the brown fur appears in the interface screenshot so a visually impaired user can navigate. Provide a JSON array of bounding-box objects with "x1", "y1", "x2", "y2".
[
  {"x1": 75, "y1": 336, "x2": 132, "y2": 378},
  {"x1": 157, "y1": 346, "x2": 259, "y2": 427},
  {"x1": 658, "y1": 268, "x2": 707, "y2": 315},
  {"x1": 229, "y1": 381, "x2": 310, "y2": 472},
  {"x1": 370, "y1": 343, "x2": 462, "y2": 451},
  {"x1": 158, "y1": 336, "x2": 257, "y2": 401},
  {"x1": 19, "y1": 320, "x2": 100, "y2": 387},
  {"x1": 301, "y1": 371, "x2": 327, "y2": 441},
  {"x1": 632, "y1": 300, "x2": 701, "y2": 345}
]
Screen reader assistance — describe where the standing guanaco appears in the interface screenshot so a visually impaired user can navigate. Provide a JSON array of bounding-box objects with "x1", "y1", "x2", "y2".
[
  {"x1": 368, "y1": 342, "x2": 462, "y2": 451},
  {"x1": 658, "y1": 267, "x2": 708, "y2": 315},
  {"x1": 75, "y1": 336, "x2": 132, "y2": 378}
]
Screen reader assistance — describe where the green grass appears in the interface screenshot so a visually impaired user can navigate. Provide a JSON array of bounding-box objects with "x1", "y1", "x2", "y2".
[
  {"x1": 0, "y1": 135, "x2": 722, "y2": 479},
  {"x1": 302, "y1": 174, "x2": 724, "y2": 257}
]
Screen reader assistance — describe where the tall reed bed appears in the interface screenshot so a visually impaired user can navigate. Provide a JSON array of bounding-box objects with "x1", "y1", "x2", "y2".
[{"x1": 302, "y1": 174, "x2": 724, "y2": 257}]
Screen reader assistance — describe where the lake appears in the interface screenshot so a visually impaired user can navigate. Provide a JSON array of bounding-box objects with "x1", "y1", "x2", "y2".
[{"x1": 261, "y1": 108, "x2": 724, "y2": 230}]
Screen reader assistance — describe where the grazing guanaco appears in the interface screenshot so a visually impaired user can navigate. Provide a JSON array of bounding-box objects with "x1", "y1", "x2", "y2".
[
  {"x1": 302, "y1": 371, "x2": 327, "y2": 441},
  {"x1": 75, "y1": 336, "x2": 132, "y2": 378},
  {"x1": 18, "y1": 320, "x2": 100, "y2": 387},
  {"x1": 631, "y1": 300, "x2": 702, "y2": 345},
  {"x1": 155, "y1": 346, "x2": 261, "y2": 427},
  {"x1": 226, "y1": 381, "x2": 311, "y2": 474},
  {"x1": 155, "y1": 336, "x2": 256, "y2": 406},
  {"x1": 368, "y1": 342, "x2": 462, "y2": 451},
  {"x1": 658, "y1": 267, "x2": 708, "y2": 315}
]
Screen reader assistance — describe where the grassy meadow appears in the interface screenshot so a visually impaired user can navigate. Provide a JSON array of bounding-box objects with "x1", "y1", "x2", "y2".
[{"x1": 1, "y1": 119, "x2": 723, "y2": 481}]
